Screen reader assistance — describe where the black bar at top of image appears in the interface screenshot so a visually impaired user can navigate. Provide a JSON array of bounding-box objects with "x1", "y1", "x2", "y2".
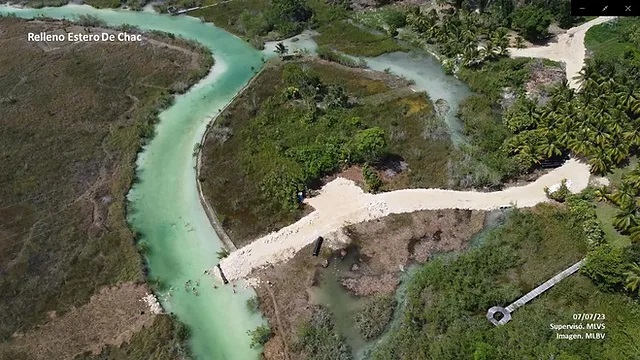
[{"x1": 572, "y1": 0, "x2": 640, "y2": 16}]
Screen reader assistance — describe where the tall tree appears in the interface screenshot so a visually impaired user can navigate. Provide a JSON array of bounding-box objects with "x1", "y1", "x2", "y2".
[
  {"x1": 511, "y1": 5, "x2": 552, "y2": 41},
  {"x1": 625, "y1": 263, "x2": 640, "y2": 295}
]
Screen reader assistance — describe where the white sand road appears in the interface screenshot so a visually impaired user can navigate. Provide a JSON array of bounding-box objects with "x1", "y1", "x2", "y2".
[
  {"x1": 215, "y1": 18, "x2": 618, "y2": 282},
  {"x1": 217, "y1": 159, "x2": 591, "y2": 282},
  {"x1": 508, "y1": 16, "x2": 617, "y2": 89}
]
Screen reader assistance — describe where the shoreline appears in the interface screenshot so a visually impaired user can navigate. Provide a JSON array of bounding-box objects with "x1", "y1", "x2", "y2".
[
  {"x1": 0, "y1": 12, "x2": 217, "y2": 358},
  {"x1": 195, "y1": 63, "x2": 271, "y2": 252}
]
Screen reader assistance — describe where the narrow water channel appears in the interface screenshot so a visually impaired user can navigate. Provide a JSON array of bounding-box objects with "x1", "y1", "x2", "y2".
[
  {"x1": 0, "y1": 5, "x2": 266, "y2": 359},
  {"x1": 363, "y1": 52, "x2": 471, "y2": 145},
  {"x1": 266, "y1": 33, "x2": 471, "y2": 145},
  {"x1": 310, "y1": 247, "x2": 370, "y2": 357},
  {"x1": 2, "y1": 5, "x2": 476, "y2": 358}
]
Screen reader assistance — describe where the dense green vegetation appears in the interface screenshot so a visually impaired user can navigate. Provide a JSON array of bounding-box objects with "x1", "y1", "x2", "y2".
[
  {"x1": 502, "y1": 62, "x2": 640, "y2": 174},
  {"x1": 201, "y1": 61, "x2": 452, "y2": 245},
  {"x1": 406, "y1": 7, "x2": 509, "y2": 70},
  {"x1": 594, "y1": 164, "x2": 640, "y2": 247},
  {"x1": 481, "y1": 18, "x2": 640, "y2": 179},
  {"x1": 511, "y1": 4, "x2": 552, "y2": 41},
  {"x1": 450, "y1": 18, "x2": 640, "y2": 189},
  {"x1": 354, "y1": 295, "x2": 395, "y2": 340},
  {"x1": 585, "y1": 17, "x2": 640, "y2": 61},
  {"x1": 314, "y1": 20, "x2": 405, "y2": 57},
  {"x1": 185, "y1": 0, "x2": 316, "y2": 47},
  {"x1": 372, "y1": 203, "x2": 640, "y2": 359},
  {"x1": 402, "y1": 0, "x2": 580, "y2": 72},
  {"x1": 248, "y1": 325, "x2": 272, "y2": 348},
  {"x1": 294, "y1": 307, "x2": 351, "y2": 360},
  {"x1": 0, "y1": 17, "x2": 209, "y2": 352}
]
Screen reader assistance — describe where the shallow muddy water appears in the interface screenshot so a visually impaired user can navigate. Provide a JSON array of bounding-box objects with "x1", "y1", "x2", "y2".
[{"x1": 310, "y1": 248, "x2": 370, "y2": 357}]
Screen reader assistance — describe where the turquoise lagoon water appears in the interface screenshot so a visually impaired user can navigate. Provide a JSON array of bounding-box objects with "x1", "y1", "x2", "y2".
[
  {"x1": 0, "y1": 5, "x2": 266, "y2": 359},
  {"x1": 0, "y1": 5, "x2": 473, "y2": 358}
]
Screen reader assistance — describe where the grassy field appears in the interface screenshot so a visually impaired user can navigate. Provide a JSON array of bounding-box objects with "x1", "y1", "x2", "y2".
[
  {"x1": 596, "y1": 202, "x2": 632, "y2": 249},
  {"x1": 585, "y1": 17, "x2": 640, "y2": 61},
  {"x1": 314, "y1": 21, "x2": 405, "y2": 57},
  {"x1": 2, "y1": 315, "x2": 192, "y2": 359},
  {"x1": 75, "y1": 315, "x2": 191, "y2": 360},
  {"x1": 0, "y1": 18, "x2": 210, "y2": 354},
  {"x1": 372, "y1": 204, "x2": 640, "y2": 359},
  {"x1": 200, "y1": 59, "x2": 452, "y2": 246}
]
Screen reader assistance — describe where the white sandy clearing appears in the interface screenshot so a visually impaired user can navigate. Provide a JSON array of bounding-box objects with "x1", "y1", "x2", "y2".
[
  {"x1": 509, "y1": 16, "x2": 617, "y2": 89},
  {"x1": 217, "y1": 159, "x2": 591, "y2": 282}
]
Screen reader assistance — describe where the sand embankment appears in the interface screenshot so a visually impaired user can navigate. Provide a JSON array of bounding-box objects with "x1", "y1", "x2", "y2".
[
  {"x1": 509, "y1": 16, "x2": 616, "y2": 89},
  {"x1": 217, "y1": 159, "x2": 591, "y2": 282}
]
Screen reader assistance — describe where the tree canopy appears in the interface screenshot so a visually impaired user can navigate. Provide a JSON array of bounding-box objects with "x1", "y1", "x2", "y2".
[{"x1": 511, "y1": 4, "x2": 552, "y2": 41}]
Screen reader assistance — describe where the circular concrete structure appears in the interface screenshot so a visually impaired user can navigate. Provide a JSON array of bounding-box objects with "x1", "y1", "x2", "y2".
[{"x1": 487, "y1": 306, "x2": 512, "y2": 326}]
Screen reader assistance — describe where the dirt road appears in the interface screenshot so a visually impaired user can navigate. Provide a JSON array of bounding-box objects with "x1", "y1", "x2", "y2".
[
  {"x1": 509, "y1": 16, "x2": 617, "y2": 89},
  {"x1": 218, "y1": 159, "x2": 591, "y2": 282}
]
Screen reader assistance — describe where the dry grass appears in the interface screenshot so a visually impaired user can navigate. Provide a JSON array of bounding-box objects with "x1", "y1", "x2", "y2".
[
  {"x1": 0, "y1": 282, "x2": 155, "y2": 360},
  {"x1": 0, "y1": 17, "x2": 210, "y2": 353}
]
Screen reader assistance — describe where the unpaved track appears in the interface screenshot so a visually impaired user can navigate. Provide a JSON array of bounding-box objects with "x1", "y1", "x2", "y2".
[
  {"x1": 217, "y1": 19, "x2": 614, "y2": 281},
  {"x1": 218, "y1": 159, "x2": 591, "y2": 282},
  {"x1": 508, "y1": 16, "x2": 617, "y2": 89}
]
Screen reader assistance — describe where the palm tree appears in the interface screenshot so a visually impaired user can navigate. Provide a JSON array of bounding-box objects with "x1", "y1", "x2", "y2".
[
  {"x1": 630, "y1": 93, "x2": 640, "y2": 116},
  {"x1": 613, "y1": 200, "x2": 639, "y2": 233},
  {"x1": 624, "y1": 125, "x2": 640, "y2": 147},
  {"x1": 625, "y1": 263, "x2": 640, "y2": 295},
  {"x1": 606, "y1": 137, "x2": 629, "y2": 165},
  {"x1": 610, "y1": 182, "x2": 638, "y2": 206},
  {"x1": 538, "y1": 133, "x2": 562, "y2": 158},
  {"x1": 568, "y1": 134, "x2": 590, "y2": 157},
  {"x1": 555, "y1": 120, "x2": 573, "y2": 146},
  {"x1": 630, "y1": 224, "x2": 640, "y2": 243},
  {"x1": 594, "y1": 186, "x2": 610, "y2": 202},
  {"x1": 618, "y1": 86, "x2": 638, "y2": 110},
  {"x1": 623, "y1": 167, "x2": 640, "y2": 189},
  {"x1": 588, "y1": 150, "x2": 611, "y2": 174},
  {"x1": 576, "y1": 64, "x2": 600, "y2": 91},
  {"x1": 490, "y1": 28, "x2": 510, "y2": 56}
]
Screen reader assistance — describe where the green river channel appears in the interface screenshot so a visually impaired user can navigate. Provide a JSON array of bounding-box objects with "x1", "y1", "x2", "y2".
[{"x1": 0, "y1": 5, "x2": 472, "y2": 359}]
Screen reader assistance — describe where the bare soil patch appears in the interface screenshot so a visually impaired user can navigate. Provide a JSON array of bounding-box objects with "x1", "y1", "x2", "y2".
[{"x1": 0, "y1": 282, "x2": 155, "y2": 360}]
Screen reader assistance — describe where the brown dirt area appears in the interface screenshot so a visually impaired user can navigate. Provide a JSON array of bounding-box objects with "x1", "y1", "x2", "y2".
[
  {"x1": 250, "y1": 209, "x2": 485, "y2": 360},
  {"x1": 0, "y1": 282, "x2": 155, "y2": 360}
]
